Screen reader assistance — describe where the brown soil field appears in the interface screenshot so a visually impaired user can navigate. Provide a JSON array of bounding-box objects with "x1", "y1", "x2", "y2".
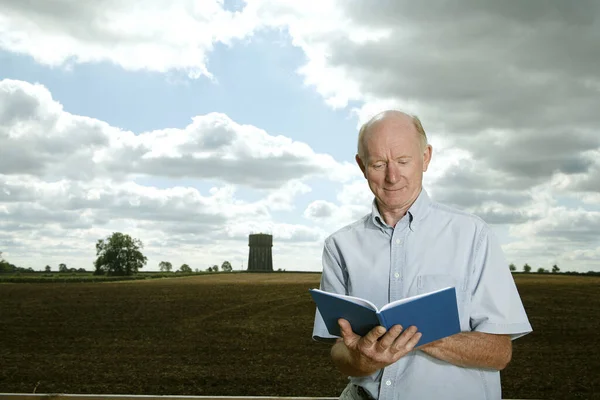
[{"x1": 0, "y1": 272, "x2": 598, "y2": 399}]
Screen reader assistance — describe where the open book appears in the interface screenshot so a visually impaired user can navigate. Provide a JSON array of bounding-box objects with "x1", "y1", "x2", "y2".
[{"x1": 310, "y1": 286, "x2": 460, "y2": 347}]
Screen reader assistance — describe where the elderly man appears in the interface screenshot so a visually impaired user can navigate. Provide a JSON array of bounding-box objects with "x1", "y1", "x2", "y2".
[{"x1": 312, "y1": 110, "x2": 532, "y2": 400}]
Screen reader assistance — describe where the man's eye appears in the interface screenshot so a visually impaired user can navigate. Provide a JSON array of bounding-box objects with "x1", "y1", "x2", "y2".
[{"x1": 373, "y1": 163, "x2": 385, "y2": 169}]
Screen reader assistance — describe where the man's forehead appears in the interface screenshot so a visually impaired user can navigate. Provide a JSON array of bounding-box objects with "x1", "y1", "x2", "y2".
[
  {"x1": 363, "y1": 120, "x2": 420, "y2": 157},
  {"x1": 365, "y1": 118, "x2": 419, "y2": 145},
  {"x1": 369, "y1": 113, "x2": 415, "y2": 132}
]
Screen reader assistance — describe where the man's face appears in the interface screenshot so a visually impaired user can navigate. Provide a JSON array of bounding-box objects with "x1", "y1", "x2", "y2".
[{"x1": 356, "y1": 117, "x2": 432, "y2": 214}]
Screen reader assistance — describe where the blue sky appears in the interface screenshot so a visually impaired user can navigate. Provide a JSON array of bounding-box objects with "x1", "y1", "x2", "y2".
[{"x1": 1, "y1": 1, "x2": 599, "y2": 273}]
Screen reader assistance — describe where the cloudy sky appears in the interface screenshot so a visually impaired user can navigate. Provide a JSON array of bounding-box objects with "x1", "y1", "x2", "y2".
[{"x1": 1, "y1": 0, "x2": 599, "y2": 273}]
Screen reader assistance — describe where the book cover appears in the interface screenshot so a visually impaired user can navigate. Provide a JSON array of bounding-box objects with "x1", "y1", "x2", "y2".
[{"x1": 310, "y1": 286, "x2": 461, "y2": 347}]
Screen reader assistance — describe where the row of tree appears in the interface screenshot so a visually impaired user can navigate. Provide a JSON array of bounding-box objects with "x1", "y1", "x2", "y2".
[
  {"x1": 0, "y1": 259, "x2": 83, "y2": 274},
  {"x1": 94, "y1": 232, "x2": 236, "y2": 275},
  {"x1": 158, "y1": 260, "x2": 233, "y2": 273},
  {"x1": 0, "y1": 252, "x2": 29, "y2": 273},
  {"x1": 509, "y1": 263, "x2": 560, "y2": 273},
  {"x1": 1, "y1": 233, "x2": 236, "y2": 276}
]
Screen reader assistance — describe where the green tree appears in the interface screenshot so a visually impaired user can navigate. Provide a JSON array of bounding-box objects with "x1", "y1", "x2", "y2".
[
  {"x1": 45, "y1": 265, "x2": 51, "y2": 272},
  {"x1": 523, "y1": 263, "x2": 531, "y2": 273},
  {"x1": 94, "y1": 232, "x2": 147, "y2": 276},
  {"x1": 552, "y1": 264, "x2": 560, "y2": 273},
  {"x1": 58, "y1": 263, "x2": 68, "y2": 272},
  {"x1": 179, "y1": 264, "x2": 192, "y2": 273},
  {"x1": 537, "y1": 267, "x2": 548, "y2": 273},
  {"x1": 221, "y1": 261, "x2": 232, "y2": 272},
  {"x1": 509, "y1": 263, "x2": 516, "y2": 272},
  {"x1": 212, "y1": 264, "x2": 219, "y2": 272},
  {"x1": 159, "y1": 261, "x2": 173, "y2": 272},
  {"x1": 0, "y1": 252, "x2": 16, "y2": 273}
]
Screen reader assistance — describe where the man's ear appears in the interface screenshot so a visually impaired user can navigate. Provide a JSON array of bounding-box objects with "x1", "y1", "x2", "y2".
[
  {"x1": 356, "y1": 154, "x2": 367, "y2": 177},
  {"x1": 422, "y1": 144, "x2": 433, "y2": 172}
]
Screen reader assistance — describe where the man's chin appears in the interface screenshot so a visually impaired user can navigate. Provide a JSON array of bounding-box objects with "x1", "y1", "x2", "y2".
[{"x1": 379, "y1": 197, "x2": 409, "y2": 209}]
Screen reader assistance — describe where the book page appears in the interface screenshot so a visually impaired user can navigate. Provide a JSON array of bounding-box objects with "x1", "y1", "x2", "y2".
[
  {"x1": 310, "y1": 288, "x2": 378, "y2": 311},
  {"x1": 379, "y1": 286, "x2": 454, "y2": 312}
]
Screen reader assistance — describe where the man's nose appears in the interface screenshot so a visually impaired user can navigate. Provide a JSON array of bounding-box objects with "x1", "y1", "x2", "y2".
[{"x1": 385, "y1": 163, "x2": 398, "y2": 183}]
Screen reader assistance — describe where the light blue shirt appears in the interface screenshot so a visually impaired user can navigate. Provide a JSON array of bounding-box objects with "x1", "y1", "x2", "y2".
[{"x1": 312, "y1": 188, "x2": 532, "y2": 400}]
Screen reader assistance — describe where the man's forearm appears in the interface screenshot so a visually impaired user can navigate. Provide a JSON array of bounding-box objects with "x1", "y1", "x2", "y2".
[{"x1": 419, "y1": 332, "x2": 512, "y2": 370}]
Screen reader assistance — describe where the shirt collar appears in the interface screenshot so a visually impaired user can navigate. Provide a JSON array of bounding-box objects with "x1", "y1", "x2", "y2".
[{"x1": 370, "y1": 187, "x2": 431, "y2": 230}]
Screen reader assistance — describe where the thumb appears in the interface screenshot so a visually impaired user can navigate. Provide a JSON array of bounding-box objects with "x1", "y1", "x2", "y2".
[{"x1": 338, "y1": 318, "x2": 359, "y2": 346}]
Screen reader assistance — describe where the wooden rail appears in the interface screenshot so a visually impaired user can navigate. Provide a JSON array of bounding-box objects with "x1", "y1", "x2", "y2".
[
  {"x1": 1, "y1": 396, "x2": 337, "y2": 400},
  {"x1": 0, "y1": 394, "x2": 535, "y2": 400}
]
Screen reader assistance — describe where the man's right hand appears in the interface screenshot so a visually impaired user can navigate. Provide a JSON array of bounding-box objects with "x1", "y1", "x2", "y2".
[{"x1": 331, "y1": 318, "x2": 422, "y2": 376}]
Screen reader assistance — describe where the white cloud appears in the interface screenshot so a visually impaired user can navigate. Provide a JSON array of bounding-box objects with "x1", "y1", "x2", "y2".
[
  {"x1": 500, "y1": 201, "x2": 600, "y2": 272},
  {"x1": 304, "y1": 200, "x2": 337, "y2": 219},
  {"x1": 266, "y1": 180, "x2": 312, "y2": 211},
  {"x1": 511, "y1": 206, "x2": 600, "y2": 245},
  {"x1": 0, "y1": 173, "x2": 330, "y2": 271},
  {"x1": 565, "y1": 247, "x2": 600, "y2": 263},
  {"x1": 0, "y1": 0, "x2": 260, "y2": 79},
  {"x1": 0, "y1": 79, "x2": 356, "y2": 188},
  {"x1": 303, "y1": 179, "x2": 372, "y2": 235}
]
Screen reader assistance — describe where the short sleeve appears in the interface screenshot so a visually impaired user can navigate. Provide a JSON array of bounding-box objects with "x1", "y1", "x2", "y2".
[
  {"x1": 312, "y1": 238, "x2": 347, "y2": 343},
  {"x1": 469, "y1": 226, "x2": 533, "y2": 340}
]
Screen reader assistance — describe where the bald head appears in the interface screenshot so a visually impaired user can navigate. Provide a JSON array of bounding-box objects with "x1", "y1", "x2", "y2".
[{"x1": 357, "y1": 110, "x2": 428, "y2": 161}]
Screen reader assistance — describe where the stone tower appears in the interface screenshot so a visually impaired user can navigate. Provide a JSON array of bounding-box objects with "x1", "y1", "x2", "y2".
[{"x1": 247, "y1": 233, "x2": 273, "y2": 272}]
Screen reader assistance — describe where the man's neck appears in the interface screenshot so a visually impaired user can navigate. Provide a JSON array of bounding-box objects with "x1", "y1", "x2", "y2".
[
  {"x1": 378, "y1": 188, "x2": 421, "y2": 227},
  {"x1": 379, "y1": 207, "x2": 408, "y2": 228}
]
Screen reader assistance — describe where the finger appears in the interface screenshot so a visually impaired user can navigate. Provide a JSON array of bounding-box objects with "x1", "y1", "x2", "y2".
[
  {"x1": 377, "y1": 324, "x2": 403, "y2": 351},
  {"x1": 403, "y1": 331, "x2": 423, "y2": 352},
  {"x1": 361, "y1": 325, "x2": 386, "y2": 347},
  {"x1": 392, "y1": 325, "x2": 418, "y2": 351}
]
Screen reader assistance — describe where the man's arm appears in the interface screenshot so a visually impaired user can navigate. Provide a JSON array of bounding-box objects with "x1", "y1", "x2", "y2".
[
  {"x1": 419, "y1": 331, "x2": 512, "y2": 370},
  {"x1": 330, "y1": 319, "x2": 422, "y2": 377}
]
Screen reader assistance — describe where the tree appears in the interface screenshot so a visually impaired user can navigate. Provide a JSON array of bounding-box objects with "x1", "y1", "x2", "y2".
[
  {"x1": 509, "y1": 263, "x2": 516, "y2": 272},
  {"x1": 537, "y1": 267, "x2": 548, "y2": 273},
  {"x1": 212, "y1": 264, "x2": 219, "y2": 272},
  {"x1": 523, "y1": 263, "x2": 531, "y2": 273},
  {"x1": 94, "y1": 232, "x2": 147, "y2": 276},
  {"x1": 221, "y1": 261, "x2": 232, "y2": 272},
  {"x1": 0, "y1": 252, "x2": 16, "y2": 273},
  {"x1": 58, "y1": 263, "x2": 68, "y2": 272},
  {"x1": 179, "y1": 264, "x2": 192, "y2": 273},
  {"x1": 45, "y1": 265, "x2": 51, "y2": 272},
  {"x1": 552, "y1": 264, "x2": 560, "y2": 273},
  {"x1": 159, "y1": 261, "x2": 173, "y2": 272}
]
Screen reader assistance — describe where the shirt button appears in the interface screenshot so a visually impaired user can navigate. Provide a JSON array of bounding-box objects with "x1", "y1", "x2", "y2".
[
  {"x1": 395, "y1": 239, "x2": 401, "y2": 245},
  {"x1": 394, "y1": 272, "x2": 400, "y2": 278},
  {"x1": 386, "y1": 380, "x2": 392, "y2": 386}
]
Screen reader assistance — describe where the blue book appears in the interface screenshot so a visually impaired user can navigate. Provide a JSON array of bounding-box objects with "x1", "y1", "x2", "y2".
[{"x1": 309, "y1": 286, "x2": 461, "y2": 347}]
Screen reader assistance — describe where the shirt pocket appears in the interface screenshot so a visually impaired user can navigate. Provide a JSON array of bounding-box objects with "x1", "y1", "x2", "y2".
[{"x1": 417, "y1": 273, "x2": 470, "y2": 330}]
